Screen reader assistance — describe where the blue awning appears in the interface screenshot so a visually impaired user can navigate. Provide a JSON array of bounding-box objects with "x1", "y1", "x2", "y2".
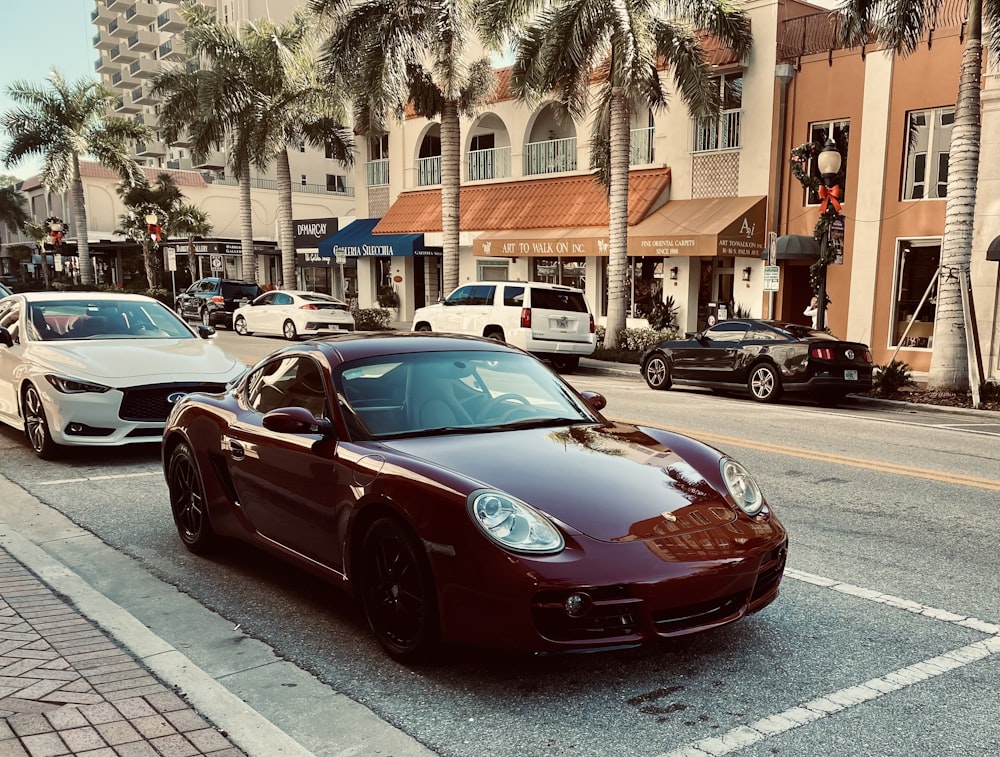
[{"x1": 318, "y1": 218, "x2": 442, "y2": 258}]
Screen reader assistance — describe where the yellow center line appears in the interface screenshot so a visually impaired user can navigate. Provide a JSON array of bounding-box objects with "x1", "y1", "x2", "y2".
[{"x1": 613, "y1": 418, "x2": 1000, "y2": 491}]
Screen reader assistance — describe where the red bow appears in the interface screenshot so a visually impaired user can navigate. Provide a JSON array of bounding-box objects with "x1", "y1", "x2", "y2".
[
  {"x1": 818, "y1": 184, "x2": 842, "y2": 214},
  {"x1": 148, "y1": 224, "x2": 161, "y2": 242},
  {"x1": 50, "y1": 231, "x2": 64, "y2": 246}
]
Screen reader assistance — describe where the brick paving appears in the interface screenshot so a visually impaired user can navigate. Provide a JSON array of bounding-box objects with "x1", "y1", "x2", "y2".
[{"x1": 0, "y1": 549, "x2": 244, "y2": 757}]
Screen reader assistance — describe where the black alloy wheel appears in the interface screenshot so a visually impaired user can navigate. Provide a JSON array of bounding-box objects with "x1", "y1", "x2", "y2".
[
  {"x1": 358, "y1": 517, "x2": 439, "y2": 662},
  {"x1": 642, "y1": 353, "x2": 672, "y2": 390},
  {"x1": 283, "y1": 319, "x2": 299, "y2": 341},
  {"x1": 167, "y1": 442, "x2": 217, "y2": 554},
  {"x1": 233, "y1": 315, "x2": 250, "y2": 336},
  {"x1": 22, "y1": 384, "x2": 59, "y2": 459},
  {"x1": 748, "y1": 363, "x2": 782, "y2": 403}
]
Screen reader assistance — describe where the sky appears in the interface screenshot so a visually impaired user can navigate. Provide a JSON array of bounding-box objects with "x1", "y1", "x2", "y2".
[{"x1": 0, "y1": 0, "x2": 96, "y2": 181}]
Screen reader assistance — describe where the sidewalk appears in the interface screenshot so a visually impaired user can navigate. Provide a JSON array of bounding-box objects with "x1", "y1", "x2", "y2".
[{"x1": 0, "y1": 546, "x2": 243, "y2": 757}]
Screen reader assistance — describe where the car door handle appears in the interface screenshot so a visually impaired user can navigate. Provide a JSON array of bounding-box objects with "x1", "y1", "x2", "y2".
[{"x1": 229, "y1": 439, "x2": 246, "y2": 461}]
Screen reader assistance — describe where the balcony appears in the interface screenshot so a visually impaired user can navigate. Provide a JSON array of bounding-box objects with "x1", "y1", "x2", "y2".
[
  {"x1": 630, "y1": 127, "x2": 655, "y2": 166},
  {"x1": 115, "y1": 96, "x2": 140, "y2": 114},
  {"x1": 93, "y1": 30, "x2": 116, "y2": 50},
  {"x1": 365, "y1": 159, "x2": 389, "y2": 187},
  {"x1": 158, "y1": 39, "x2": 186, "y2": 61},
  {"x1": 157, "y1": 9, "x2": 185, "y2": 32},
  {"x1": 166, "y1": 159, "x2": 182, "y2": 170},
  {"x1": 107, "y1": 18, "x2": 129, "y2": 39},
  {"x1": 169, "y1": 130, "x2": 192, "y2": 147},
  {"x1": 95, "y1": 55, "x2": 117, "y2": 75},
  {"x1": 92, "y1": 3, "x2": 115, "y2": 25},
  {"x1": 129, "y1": 58, "x2": 160, "y2": 79},
  {"x1": 131, "y1": 84, "x2": 157, "y2": 105},
  {"x1": 467, "y1": 146, "x2": 511, "y2": 181},
  {"x1": 127, "y1": 29, "x2": 159, "y2": 52},
  {"x1": 416, "y1": 156, "x2": 441, "y2": 186},
  {"x1": 109, "y1": 44, "x2": 138, "y2": 64},
  {"x1": 523, "y1": 137, "x2": 577, "y2": 175},
  {"x1": 136, "y1": 141, "x2": 166, "y2": 157},
  {"x1": 125, "y1": 1, "x2": 157, "y2": 26},
  {"x1": 106, "y1": 0, "x2": 124, "y2": 10},
  {"x1": 693, "y1": 109, "x2": 741, "y2": 153}
]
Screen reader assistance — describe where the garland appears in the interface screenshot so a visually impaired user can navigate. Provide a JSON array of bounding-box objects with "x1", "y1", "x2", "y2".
[
  {"x1": 790, "y1": 142, "x2": 842, "y2": 296},
  {"x1": 44, "y1": 216, "x2": 66, "y2": 246},
  {"x1": 789, "y1": 142, "x2": 821, "y2": 193}
]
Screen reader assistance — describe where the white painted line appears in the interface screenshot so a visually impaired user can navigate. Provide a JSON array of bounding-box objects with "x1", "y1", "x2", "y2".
[
  {"x1": 37, "y1": 471, "x2": 161, "y2": 485},
  {"x1": 657, "y1": 570, "x2": 999, "y2": 756}
]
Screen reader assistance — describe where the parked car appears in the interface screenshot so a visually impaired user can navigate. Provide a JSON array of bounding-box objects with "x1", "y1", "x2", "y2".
[
  {"x1": 233, "y1": 290, "x2": 355, "y2": 340},
  {"x1": 0, "y1": 292, "x2": 246, "y2": 458},
  {"x1": 411, "y1": 280, "x2": 595, "y2": 373},
  {"x1": 162, "y1": 332, "x2": 787, "y2": 662},
  {"x1": 175, "y1": 277, "x2": 264, "y2": 329},
  {"x1": 640, "y1": 318, "x2": 874, "y2": 404},
  {"x1": 0, "y1": 282, "x2": 12, "y2": 299}
]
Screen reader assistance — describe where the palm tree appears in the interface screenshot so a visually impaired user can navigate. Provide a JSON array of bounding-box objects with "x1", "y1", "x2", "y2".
[
  {"x1": 21, "y1": 219, "x2": 52, "y2": 290},
  {"x1": 115, "y1": 172, "x2": 185, "y2": 290},
  {"x1": 836, "y1": 0, "x2": 998, "y2": 392},
  {"x1": 1, "y1": 69, "x2": 149, "y2": 286},
  {"x1": 481, "y1": 0, "x2": 753, "y2": 348},
  {"x1": 311, "y1": 0, "x2": 497, "y2": 295},
  {"x1": 170, "y1": 202, "x2": 213, "y2": 286},
  {"x1": 0, "y1": 183, "x2": 29, "y2": 248}
]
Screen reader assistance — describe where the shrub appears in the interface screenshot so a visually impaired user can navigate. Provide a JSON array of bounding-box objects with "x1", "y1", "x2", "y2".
[
  {"x1": 873, "y1": 360, "x2": 917, "y2": 395},
  {"x1": 645, "y1": 296, "x2": 679, "y2": 331},
  {"x1": 352, "y1": 306, "x2": 393, "y2": 331},
  {"x1": 981, "y1": 380, "x2": 1000, "y2": 405},
  {"x1": 595, "y1": 325, "x2": 680, "y2": 355}
]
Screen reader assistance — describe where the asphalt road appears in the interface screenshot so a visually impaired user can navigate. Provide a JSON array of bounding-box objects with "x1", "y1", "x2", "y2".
[{"x1": 0, "y1": 330, "x2": 996, "y2": 757}]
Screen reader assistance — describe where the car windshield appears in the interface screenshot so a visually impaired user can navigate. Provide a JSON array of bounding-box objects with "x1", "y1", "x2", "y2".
[
  {"x1": 334, "y1": 350, "x2": 598, "y2": 439},
  {"x1": 29, "y1": 300, "x2": 195, "y2": 341}
]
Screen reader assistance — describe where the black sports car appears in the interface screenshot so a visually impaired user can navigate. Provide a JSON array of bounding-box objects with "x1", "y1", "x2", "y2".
[{"x1": 640, "y1": 319, "x2": 874, "y2": 404}]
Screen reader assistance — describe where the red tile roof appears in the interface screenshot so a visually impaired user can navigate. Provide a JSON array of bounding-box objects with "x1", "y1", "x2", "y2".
[
  {"x1": 20, "y1": 162, "x2": 209, "y2": 191},
  {"x1": 374, "y1": 167, "x2": 671, "y2": 234}
]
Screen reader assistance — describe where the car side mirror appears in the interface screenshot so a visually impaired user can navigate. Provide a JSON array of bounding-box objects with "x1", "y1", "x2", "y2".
[
  {"x1": 263, "y1": 406, "x2": 334, "y2": 436},
  {"x1": 694, "y1": 332, "x2": 706, "y2": 342},
  {"x1": 579, "y1": 391, "x2": 607, "y2": 412},
  {"x1": 196, "y1": 324, "x2": 215, "y2": 339},
  {"x1": 0, "y1": 326, "x2": 11, "y2": 348}
]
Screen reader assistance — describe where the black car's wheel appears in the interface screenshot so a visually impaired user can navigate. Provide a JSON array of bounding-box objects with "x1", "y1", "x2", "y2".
[
  {"x1": 233, "y1": 315, "x2": 251, "y2": 336},
  {"x1": 283, "y1": 319, "x2": 299, "y2": 341},
  {"x1": 484, "y1": 329, "x2": 504, "y2": 342},
  {"x1": 550, "y1": 356, "x2": 579, "y2": 374},
  {"x1": 748, "y1": 363, "x2": 782, "y2": 403},
  {"x1": 415, "y1": 323, "x2": 432, "y2": 332},
  {"x1": 200, "y1": 308, "x2": 211, "y2": 327},
  {"x1": 642, "y1": 353, "x2": 672, "y2": 390},
  {"x1": 358, "y1": 517, "x2": 439, "y2": 662},
  {"x1": 167, "y1": 442, "x2": 217, "y2": 554},
  {"x1": 22, "y1": 384, "x2": 60, "y2": 459}
]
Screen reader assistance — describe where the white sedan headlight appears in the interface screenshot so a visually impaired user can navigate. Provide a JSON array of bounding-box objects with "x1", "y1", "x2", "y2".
[
  {"x1": 45, "y1": 374, "x2": 112, "y2": 394},
  {"x1": 720, "y1": 458, "x2": 766, "y2": 516},
  {"x1": 468, "y1": 489, "x2": 564, "y2": 554}
]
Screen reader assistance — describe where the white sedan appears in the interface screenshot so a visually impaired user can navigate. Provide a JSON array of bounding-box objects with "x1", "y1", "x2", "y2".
[
  {"x1": 0, "y1": 292, "x2": 246, "y2": 459},
  {"x1": 233, "y1": 290, "x2": 355, "y2": 340}
]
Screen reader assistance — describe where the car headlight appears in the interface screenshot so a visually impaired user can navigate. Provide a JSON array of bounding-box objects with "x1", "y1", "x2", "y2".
[
  {"x1": 467, "y1": 489, "x2": 565, "y2": 554},
  {"x1": 45, "y1": 374, "x2": 112, "y2": 394},
  {"x1": 720, "y1": 458, "x2": 766, "y2": 516}
]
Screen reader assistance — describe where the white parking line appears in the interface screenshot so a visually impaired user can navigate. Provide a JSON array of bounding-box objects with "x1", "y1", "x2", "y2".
[
  {"x1": 37, "y1": 471, "x2": 161, "y2": 486},
  {"x1": 657, "y1": 569, "x2": 1000, "y2": 757}
]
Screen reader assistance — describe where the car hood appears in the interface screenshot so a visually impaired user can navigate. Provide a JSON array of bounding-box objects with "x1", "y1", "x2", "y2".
[
  {"x1": 380, "y1": 424, "x2": 737, "y2": 542},
  {"x1": 27, "y1": 340, "x2": 244, "y2": 384}
]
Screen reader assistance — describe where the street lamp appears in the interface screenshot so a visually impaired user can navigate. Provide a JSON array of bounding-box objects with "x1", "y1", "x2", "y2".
[
  {"x1": 815, "y1": 138, "x2": 842, "y2": 331},
  {"x1": 145, "y1": 212, "x2": 162, "y2": 245}
]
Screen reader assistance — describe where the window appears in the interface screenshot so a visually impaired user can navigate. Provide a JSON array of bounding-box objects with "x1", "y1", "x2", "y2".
[
  {"x1": 891, "y1": 241, "x2": 940, "y2": 348},
  {"x1": 298, "y1": 142, "x2": 305, "y2": 153},
  {"x1": 705, "y1": 322, "x2": 748, "y2": 343},
  {"x1": 903, "y1": 107, "x2": 954, "y2": 200},
  {"x1": 326, "y1": 174, "x2": 346, "y2": 193},
  {"x1": 324, "y1": 142, "x2": 335, "y2": 159},
  {"x1": 693, "y1": 73, "x2": 742, "y2": 152},
  {"x1": 247, "y1": 357, "x2": 328, "y2": 419},
  {"x1": 300, "y1": 174, "x2": 307, "y2": 186},
  {"x1": 806, "y1": 120, "x2": 849, "y2": 205},
  {"x1": 369, "y1": 134, "x2": 389, "y2": 161}
]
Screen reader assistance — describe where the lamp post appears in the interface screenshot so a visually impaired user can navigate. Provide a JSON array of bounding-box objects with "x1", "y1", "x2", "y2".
[
  {"x1": 145, "y1": 212, "x2": 161, "y2": 245},
  {"x1": 815, "y1": 138, "x2": 842, "y2": 331}
]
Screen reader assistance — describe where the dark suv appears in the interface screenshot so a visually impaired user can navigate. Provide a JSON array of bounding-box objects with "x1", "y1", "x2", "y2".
[{"x1": 175, "y1": 277, "x2": 264, "y2": 329}]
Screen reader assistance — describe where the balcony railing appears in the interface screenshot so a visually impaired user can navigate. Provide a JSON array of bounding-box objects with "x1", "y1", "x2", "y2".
[
  {"x1": 693, "y1": 109, "x2": 741, "y2": 152},
  {"x1": 630, "y1": 127, "x2": 655, "y2": 165},
  {"x1": 416, "y1": 156, "x2": 441, "y2": 186},
  {"x1": 467, "y1": 146, "x2": 511, "y2": 181},
  {"x1": 365, "y1": 158, "x2": 389, "y2": 187},
  {"x1": 524, "y1": 137, "x2": 577, "y2": 175},
  {"x1": 203, "y1": 173, "x2": 355, "y2": 196}
]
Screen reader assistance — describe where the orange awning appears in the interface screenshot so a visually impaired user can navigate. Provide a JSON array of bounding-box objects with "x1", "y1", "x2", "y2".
[{"x1": 474, "y1": 196, "x2": 768, "y2": 258}]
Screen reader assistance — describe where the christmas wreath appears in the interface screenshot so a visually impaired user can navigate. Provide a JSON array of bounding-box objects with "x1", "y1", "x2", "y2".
[{"x1": 789, "y1": 142, "x2": 821, "y2": 193}]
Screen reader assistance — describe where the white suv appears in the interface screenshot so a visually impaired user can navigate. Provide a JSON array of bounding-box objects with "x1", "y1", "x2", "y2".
[{"x1": 412, "y1": 281, "x2": 596, "y2": 372}]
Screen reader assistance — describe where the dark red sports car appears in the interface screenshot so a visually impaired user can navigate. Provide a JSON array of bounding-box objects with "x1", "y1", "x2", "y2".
[
  {"x1": 641, "y1": 319, "x2": 874, "y2": 404},
  {"x1": 162, "y1": 333, "x2": 787, "y2": 661}
]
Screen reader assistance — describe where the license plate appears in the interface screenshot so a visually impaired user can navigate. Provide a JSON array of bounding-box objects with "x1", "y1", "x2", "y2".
[{"x1": 845, "y1": 370, "x2": 858, "y2": 381}]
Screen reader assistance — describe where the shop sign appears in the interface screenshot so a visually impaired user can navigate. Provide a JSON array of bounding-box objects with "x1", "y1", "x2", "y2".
[{"x1": 294, "y1": 217, "x2": 338, "y2": 251}]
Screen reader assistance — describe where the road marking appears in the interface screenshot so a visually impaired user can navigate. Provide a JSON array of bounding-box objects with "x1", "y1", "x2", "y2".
[
  {"x1": 614, "y1": 419, "x2": 1000, "y2": 492},
  {"x1": 657, "y1": 570, "x2": 1000, "y2": 757},
  {"x1": 37, "y1": 471, "x2": 161, "y2": 486}
]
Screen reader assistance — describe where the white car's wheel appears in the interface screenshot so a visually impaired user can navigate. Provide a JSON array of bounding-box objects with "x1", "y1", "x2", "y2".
[
  {"x1": 22, "y1": 384, "x2": 60, "y2": 459},
  {"x1": 283, "y1": 319, "x2": 299, "y2": 340},
  {"x1": 234, "y1": 315, "x2": 251, "y2": 336}
]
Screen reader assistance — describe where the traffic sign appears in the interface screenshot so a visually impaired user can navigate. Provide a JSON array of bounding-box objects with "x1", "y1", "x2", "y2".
[
  {"x1": 210, "y1": 254, "x2": 223, "y2": 272},
  {"x1": 763, "y1": 265, "x2": 780, "y2": 292}
]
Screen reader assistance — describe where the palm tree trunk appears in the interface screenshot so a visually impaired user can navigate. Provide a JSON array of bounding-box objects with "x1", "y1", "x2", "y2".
[
  {"x1": 238, "y1": 156, "x2": 256, "y2": 283},
  {"x1": 141, "y1": 236, "x2": 157, "y2": 290},
  {"x1": 276, "y1": 148, "x2": 295, "y2": 290},
  {"x1": 926, "y1": 0, "x2": 982, "y2": 391},
  {"x1": 71, "y1": 156, "x2": 92, "y2": 286},
  {"x1": 604, "y1": 89, "x2": 631, "y2": 349},
  {"x1": 441, "y1": 98, "x2": 461, "y2": 295},
  {"x1": 187, "y1": 240, "x2": 197, "y2": 285}
]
